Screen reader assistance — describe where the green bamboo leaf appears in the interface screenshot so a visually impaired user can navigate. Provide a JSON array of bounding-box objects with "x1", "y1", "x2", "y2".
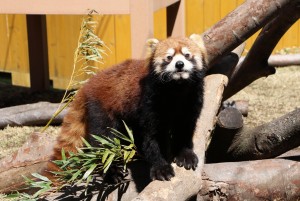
[
  {"x1": 114, "y1": 138, "x2": 120, "y2": 145},
  {"x1": 103, "y1": 153, "x2": 115, "y2": 173},
  {"x1": 31, "y1": 173, "x2": 50, "y2": 182},
  {"x1": 126, "y1": 150, "x2": 136, "y2": 163},
  {"x1": 102, "y1": 150, "x2": 110, "y2": 164},
  {"x1": 122, "y1": 121, "x2": 134, "y2": 143},
  {"x1": 82, "y1": 163, "x2": 97, "y2": 180},
  {"x1": 69, "y1": 170, "x2": 82, "y2": 182},
  {"x1": 61, "y1": 148, "x2": 66, "y2": 161},
  {"x1": 92, "y1": 135, "x2": 115, "y2": 147},
  {"x1": 123, "y1": 150, "x2": 130, "y2": 161},
  {"x1": 81, "y1": 137, "x2": 92, "y2": 148},
  {"x1": 109, "y1": 128, "x2": 132, "y2": 143}
]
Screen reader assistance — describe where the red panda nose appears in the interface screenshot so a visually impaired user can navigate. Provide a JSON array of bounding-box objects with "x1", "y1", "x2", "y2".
[{"x1": 175, "y1": 61, "x2": 184, "y2": 70}]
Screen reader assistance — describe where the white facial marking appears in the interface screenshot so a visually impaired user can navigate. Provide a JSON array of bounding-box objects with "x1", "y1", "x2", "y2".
[
  {"x1": 167, "y1": 48, "x2": 175, "y2": 56},
  {"x1": 182, "y1": 72, "x2": 190, "y2": 79},
  {"x1": 181, "y1": 47, "x2": 191, "y2": 56},
  {"x1": 172, "y1": 73, "x2": 181, "y2": 80},
  {"x1": 165, "y1": 54, "x2": 194, "y2": 72}
]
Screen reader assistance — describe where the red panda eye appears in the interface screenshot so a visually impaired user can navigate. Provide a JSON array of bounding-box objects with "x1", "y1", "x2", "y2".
[
  {"x1": 185, "y1": 53, "x2": 191, "y2": 59},
  {"x1": 166, "y1": 56, "x2": 173, "y2": 61}
]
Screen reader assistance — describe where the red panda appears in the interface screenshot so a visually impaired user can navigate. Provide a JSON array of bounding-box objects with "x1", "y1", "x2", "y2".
[{"x1": 47, "y1": 35, "x2": 207, "y2": 182}]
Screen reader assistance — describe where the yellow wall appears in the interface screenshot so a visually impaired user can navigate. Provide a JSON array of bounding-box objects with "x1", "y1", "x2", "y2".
[{"x1": 0, "y1": 1, "x2": 299, "y2": 89}]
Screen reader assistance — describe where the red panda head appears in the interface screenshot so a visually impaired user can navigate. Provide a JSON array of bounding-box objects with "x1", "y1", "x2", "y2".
[{"x1": 147, "y1": 36, "x2": 206, "y2": 81}]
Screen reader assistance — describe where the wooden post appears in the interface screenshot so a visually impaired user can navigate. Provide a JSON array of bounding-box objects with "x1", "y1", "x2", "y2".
[
  {"x1": 167, "y1": 0, "x2": 185, "y2": 37},
  {"x1": 26, "y1": 15, "x2": 50, "y2": 91},
  {"x1": 130, "y1": 0, "x2": 154, "y2": 59}
]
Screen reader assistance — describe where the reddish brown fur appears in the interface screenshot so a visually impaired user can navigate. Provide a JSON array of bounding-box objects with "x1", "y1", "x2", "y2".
[
  {"x1": 46, "y1": 59, "x2": 148, "y2": 181},
  {"x1": 83, "y1": 59, "x2": 148, "y2": 117}
]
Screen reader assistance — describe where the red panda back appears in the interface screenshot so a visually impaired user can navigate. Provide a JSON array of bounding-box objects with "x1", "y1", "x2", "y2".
[
  {"x1": 83, "y1": 59, "x2": 148, "y2": 116},
  {"x1": 50, "y1": 59, "x2": 147, "y2": 162}
]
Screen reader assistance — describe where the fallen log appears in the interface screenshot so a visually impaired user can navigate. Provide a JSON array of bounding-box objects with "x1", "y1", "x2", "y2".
[
  {"x1": 222, "y1": 100, "x2": 249, "y2": 117},
  {"x1": 200, "y1": 152, "x2": 300, "y2": 201},
  {"x1": 2, "y1": 133, "x2": 300, "y2": 200},
  {"x1": 207, "y1": 107, "x2": 300, "y2": 162},
  {"x1": 0, "y1": 102, "x2": 66, "y2": 129},
  {"x1": 238, "y1": 54, "x2": 300, "y2": 68},
  {"x1": 0, "y1": 132, "x2": 56, "y2": 193}
]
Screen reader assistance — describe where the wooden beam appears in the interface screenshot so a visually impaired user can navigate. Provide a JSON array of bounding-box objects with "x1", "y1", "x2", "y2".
[
  {"x1": 26, "y1": 15, "x2": 50, "y2": 91},
  {"x1": 0, "y1": 0, "x2": 180, "y2": 15},
  {"x1": 166, "y1": 0, "x2": 185, "y2": 37}
]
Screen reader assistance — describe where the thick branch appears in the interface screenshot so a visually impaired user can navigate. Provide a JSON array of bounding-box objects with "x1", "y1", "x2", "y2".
[
  {"x1": 201, "y1": 0, "x2": 297, "y2": 66},
  {"x1": 238, "y1": 54, "x2": 300, "y2": 67},
  {"x1": 223, "y1": 2, "x2": 300, "y2": 99},
  {"x1": 207, "y1": 107, "x2": 300, "y2": 162}
]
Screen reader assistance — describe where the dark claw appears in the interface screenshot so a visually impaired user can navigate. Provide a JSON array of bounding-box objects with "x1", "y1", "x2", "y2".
[
  {"x1": 174, "y1": 149, "x2": 198, "y2": 171},
  {"x1": 150, "y1": 164, "x2": 175, "y2": 181}
]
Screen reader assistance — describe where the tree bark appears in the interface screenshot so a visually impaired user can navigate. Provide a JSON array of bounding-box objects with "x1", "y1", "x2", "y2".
[
  {"x1": 200, "y1": 152, "x2": 300, "y2": 201},
  {"x1": 201, "y1": 0, "x2": 298, "y2": 66},
  {"x1": 0, "y1": 102, "x2": 66, "y2": 128},
  {"x1": 207, "y1": 107, "x2": 300, "y2": 162},
  {"x1": 238, "y1": 54, "x2": 300, "y2": 68},
  {"x1": 0, "y1": 132, "x2": 56, "y2": 193},
  {"x1": 223, "y1": 1, "x2": 300, "y2": 99}
]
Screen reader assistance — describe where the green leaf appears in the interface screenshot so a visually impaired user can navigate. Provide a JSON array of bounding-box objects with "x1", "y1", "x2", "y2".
[
  {"x1": 82, "y1": 163, "x2": 97, "y2": 180},
  {"x1": 126, "y1": 150, "x2": 136, "y2": 163},
  {"x1": 123, "y1": 150, "x2": 130, "y2": 161},
  {"x1": 103, "y1": 153, "x2": 115, "y2": 173},
  {"x1": 81, "y1": 137, "x2": 92, "y2": 148},
  {"x1": 92, "y1": 135, "x2": 114, "y2": 147},
  {"x1": 102, "y1": 150, "x2": 110, "y2": 164},
  {"x1": 61, "y1": 148, "x2": 66, "y2": 161},
  {"x1": 109, "y1": 128, "x2": 132, "y2": 143},
  {"x1": 122, "y1": 120, "x2": 134, "y2": 143},
  {"x1": 69, "y1": 170, "x2": 82, "y2": 182},
  {"x1": 31, "y1": 173, "x2": 50, "y2": 182},
  {"x1": 114, "y1": 138, "x2": 120, "y2": 145}
]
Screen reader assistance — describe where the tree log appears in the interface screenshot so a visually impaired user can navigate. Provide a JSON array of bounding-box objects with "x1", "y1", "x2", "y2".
[
  {"x1": 0, "y1": 102, "x2": 66, "y2": 128},
  {"x1": 238, "y1": 54, "x2": 300, "y2": 68},
  {"x1": 222, "y1": 100, "x2": 249, "y2": 117},
  {"x1": 207, "y1": 107, "x2": 300, "y2": 162},
  {"x1": 200, "y1": 152, "x2": 300, "y2": 201},
  {"x1": 2, "y1": 132, "x2": 300, "y2": 200},
  {"x1": 0, "y1": 132, "x2": 56, "y2": 193}
]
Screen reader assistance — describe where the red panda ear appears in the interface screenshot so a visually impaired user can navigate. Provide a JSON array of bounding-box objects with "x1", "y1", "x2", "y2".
[
  {"x1": 146, "y1": 38, "x2": 159, "y2": 54},
  {"x1": 189, "y1": 34, "x2": 205, "y2": 51}
]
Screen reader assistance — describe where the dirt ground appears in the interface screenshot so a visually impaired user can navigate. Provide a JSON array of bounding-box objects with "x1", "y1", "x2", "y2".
[{"x1": 0, "y1": 66, "x2": 299, "y2": 200}]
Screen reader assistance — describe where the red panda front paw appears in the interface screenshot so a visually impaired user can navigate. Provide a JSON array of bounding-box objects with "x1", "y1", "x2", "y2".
[
  {"x1": 150, "y1": 163, "x2": 175, "y2": 181},
  {"x1": 174, "y1": 148, "x2": 198, "y2": 170}
]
